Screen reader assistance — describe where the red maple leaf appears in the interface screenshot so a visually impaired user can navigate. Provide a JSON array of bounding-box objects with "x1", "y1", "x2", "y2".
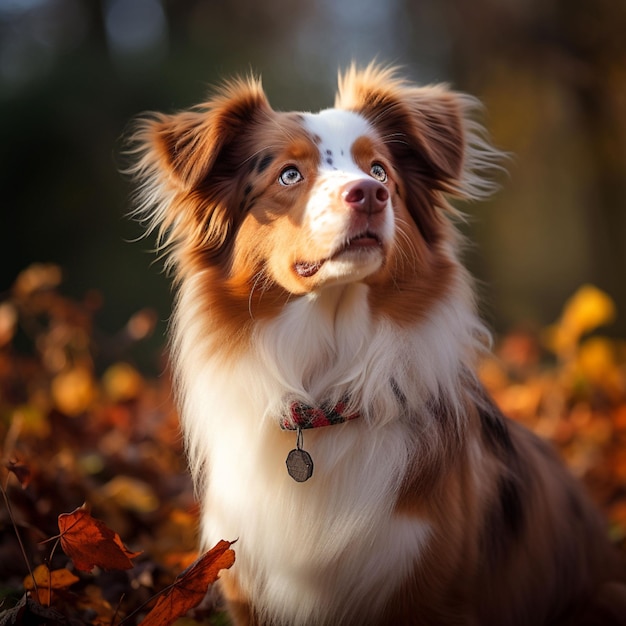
[
  {"x1": 57, "y1": 504, "x2": 141, "y2": 572},
  {"x1": 141, "y1": 540, "x2": 236, "y2": 626}
]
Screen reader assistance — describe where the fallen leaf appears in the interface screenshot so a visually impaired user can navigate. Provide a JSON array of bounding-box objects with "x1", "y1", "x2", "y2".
[
  {"x1": 562, "y1": 285, "x2": 616, "y2": 336},
  {"x1": 51, "y1": 367, "x2": 96, "y2": 416},
  {"x1": 102, "y1": 362, "x2": 144, "y2": 402},
  {"x1": 141, "y1": 540, "x2": 235, "y2": 626},
  {"x1": 545, "y1": 285, "x2": 616, "y2": 358},
  {"x1": 58, "y1": 504, "x2": 141, "y2": 572},
  {"x1": 576, "y1": 337, "x2": 623, "y2": 393},
  {"x1": 23, "y1": 564, "x2": 79, "y2": 606}
]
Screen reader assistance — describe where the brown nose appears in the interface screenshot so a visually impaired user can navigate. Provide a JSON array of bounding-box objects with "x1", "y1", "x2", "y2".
[{"x1": 341, "y1": 179, "x2": 389, "y2": 215}]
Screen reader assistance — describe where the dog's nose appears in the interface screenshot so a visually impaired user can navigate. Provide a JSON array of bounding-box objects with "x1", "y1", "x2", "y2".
[{"x1": 341, "y1": 179, "x2": 389, "y2": 214}]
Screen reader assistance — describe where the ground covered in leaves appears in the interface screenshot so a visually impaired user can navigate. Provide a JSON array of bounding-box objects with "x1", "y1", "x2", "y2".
[{"x1": 1, "y1": 265, "x2": 625, "y2": 625}]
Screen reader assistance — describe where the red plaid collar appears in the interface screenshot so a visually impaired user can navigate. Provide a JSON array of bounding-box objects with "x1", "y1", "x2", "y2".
[{"x1": 280, "y1": 400, "x2": 360, "y2": 431}]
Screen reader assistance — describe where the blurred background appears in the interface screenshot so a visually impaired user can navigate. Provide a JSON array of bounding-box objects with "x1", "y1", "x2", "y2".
[
  {"x1": 1, "y1": 4, "x2": 626, "y2": 612},
  {"x1": 1, "y1": 0, "x2": 625, "y2": 370}
]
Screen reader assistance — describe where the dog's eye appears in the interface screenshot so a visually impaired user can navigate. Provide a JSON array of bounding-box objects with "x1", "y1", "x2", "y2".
[
  {"x1": 279, "y1": 166, "x2": 304, "y2": 186},
  {"x1": 370, "y1": 163, "x2": 387, "y2": 183}
]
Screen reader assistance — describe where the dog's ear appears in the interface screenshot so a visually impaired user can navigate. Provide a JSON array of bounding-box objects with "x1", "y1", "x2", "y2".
[
  {"x1": 335, "y1": 64, "x2": 466, "y2": 191},
  {"x1": 394, "y1": 86, "x2": 465, "y2": 186},
  {"x1": 127, "y1": 76, "x2": 271, "y2": 262},
  {"x1": 135, "y1": 77, "x2": 271, "y2": 191},
  {"x1": 336, "y1": 64, "x2": 501, "y2": 244}
]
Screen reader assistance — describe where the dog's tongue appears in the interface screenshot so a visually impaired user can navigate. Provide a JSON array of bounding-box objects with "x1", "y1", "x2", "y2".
[{"x1": 294, "y1": 261, "x2": 322, "y2": 277}]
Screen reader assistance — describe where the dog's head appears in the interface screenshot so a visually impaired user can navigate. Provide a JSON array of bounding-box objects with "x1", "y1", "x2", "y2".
[{"x1": 129, "y1": 64, "x2": 499, "y2": 322}]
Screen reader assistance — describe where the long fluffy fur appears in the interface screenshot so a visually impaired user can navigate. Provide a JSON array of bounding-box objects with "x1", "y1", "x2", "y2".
[{"x1": 128, "y1": 64, "x2": 625, "y2": 625}]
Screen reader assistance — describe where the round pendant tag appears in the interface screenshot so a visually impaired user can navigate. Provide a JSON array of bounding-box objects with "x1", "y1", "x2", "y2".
[{"x1": 286, "y1": 448, "x2": 314, "y2": 482}]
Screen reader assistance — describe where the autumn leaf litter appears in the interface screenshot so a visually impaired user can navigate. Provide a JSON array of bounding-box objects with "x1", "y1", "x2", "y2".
[{"x1": 0, "y1": 265, "x2": 234, "y2": 625}]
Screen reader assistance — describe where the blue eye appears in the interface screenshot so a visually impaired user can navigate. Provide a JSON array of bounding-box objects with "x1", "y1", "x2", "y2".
[
  {"x1": 370, "y1": 163, "x2": 387, "y2": 183},
  {"x1": 279, "y1": 166, "x2": 304, "y2": 186}
]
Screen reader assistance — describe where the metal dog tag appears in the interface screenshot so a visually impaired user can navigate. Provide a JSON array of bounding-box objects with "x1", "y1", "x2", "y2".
[
  {"x1": 286, "y1": 428, "x2": 313, "y2": 482},
  {"x1": 286, "y1": 448, "x2": 314, "y2": 482}
]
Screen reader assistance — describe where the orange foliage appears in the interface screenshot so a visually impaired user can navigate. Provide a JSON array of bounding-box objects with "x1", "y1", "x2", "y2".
[{"x1": 482, "y1": 285, "x2": 626, "y2": 542}]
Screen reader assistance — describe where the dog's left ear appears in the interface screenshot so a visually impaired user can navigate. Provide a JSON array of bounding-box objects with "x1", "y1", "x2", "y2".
[{"x1": 336, "y1": 64, "x2": 466, "y2": 192}]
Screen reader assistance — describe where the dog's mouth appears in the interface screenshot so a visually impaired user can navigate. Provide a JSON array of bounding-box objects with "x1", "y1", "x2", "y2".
[{"x1": 294, "y1": 231, "x2": 383, "y2": 278}]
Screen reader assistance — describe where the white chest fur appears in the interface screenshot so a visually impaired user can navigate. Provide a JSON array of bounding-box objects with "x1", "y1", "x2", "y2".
[{"x1": 173, "y1": 279, "x2": 483, "y2": 623}]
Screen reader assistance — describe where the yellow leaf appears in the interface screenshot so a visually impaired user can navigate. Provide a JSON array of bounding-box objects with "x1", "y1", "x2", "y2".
[
  {"x1": 51, "y1": 366, "x2": 96, "y2": 416},
  {"x1": 24, "y1": 564, "x2": 80, "y2": 590},
  {"x1": 577, "y1": 337, "x2": 614, "y2": 378},
  {"x1": 24, "y1": 564, "x2": 79, "y2": 605},
  {"x1": 561, "y1": 285, "x2": 616, "y2": 336},
  {"x1": 545, "y1": 285, "x2": 616, "y2": 357},
  {"x1": 102, "y1": 362, "x2": 144, "y2": 402},
  {"x1": 575, "y1": 337, "x2": 624, "y2": 394}
]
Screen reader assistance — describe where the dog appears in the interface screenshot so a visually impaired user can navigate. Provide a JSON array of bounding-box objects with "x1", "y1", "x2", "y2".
[{"x1": 128, "y1": 64, "x2": 625, "y2": 625}]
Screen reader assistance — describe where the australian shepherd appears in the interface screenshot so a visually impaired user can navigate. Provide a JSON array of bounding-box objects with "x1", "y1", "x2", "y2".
[{"x1": 128, "y1": 64, "x2": 625, "y2": 625}]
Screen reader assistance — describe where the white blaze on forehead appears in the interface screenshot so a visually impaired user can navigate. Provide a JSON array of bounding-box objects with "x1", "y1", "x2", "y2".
[
  {"x1": 302, "y1": 108, "x2": 374, "y2": 176},
  {"x1": 297, "y1": 108, "x2": 394, "y2": 286},
  {"x1": 300, "y1": 110, "x2": 374, "y2": 245},
  {"x1": 301, "y1": 109, "x2": 379, "y2": 246}
]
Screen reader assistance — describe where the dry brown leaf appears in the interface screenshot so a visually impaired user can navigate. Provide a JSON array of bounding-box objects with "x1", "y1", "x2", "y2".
[
  {"x1": 58, "y1": 504, "x2": 141, "y2": 572},
  {"x1": 141, "y1": 540, "x2": 235, "y2": 626}
]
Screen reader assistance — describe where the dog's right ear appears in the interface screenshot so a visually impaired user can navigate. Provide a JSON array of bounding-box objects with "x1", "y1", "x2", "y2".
[
  {"x1": 126, "y1": 77, "x2": 271, "y2": 261},
  {"x1": 133, "y1": 76, "x2": 272, "y2": 192}
]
